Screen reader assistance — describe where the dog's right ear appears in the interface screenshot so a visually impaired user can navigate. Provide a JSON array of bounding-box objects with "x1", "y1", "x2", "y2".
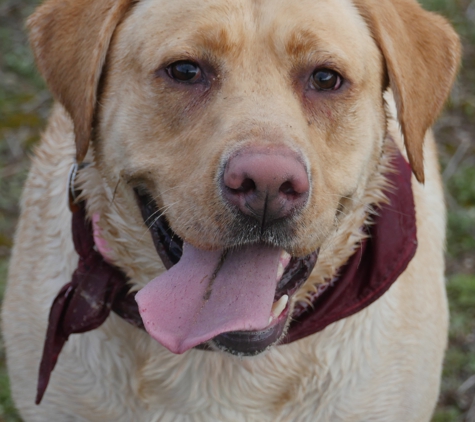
[{"x1": 28, "y1": 0, "x2": 134, "y2": 163}]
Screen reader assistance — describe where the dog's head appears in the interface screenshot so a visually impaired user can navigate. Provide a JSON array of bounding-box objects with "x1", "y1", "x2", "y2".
[{"x1": 28, "y1": 0, "x2": 460, "y2": 355}]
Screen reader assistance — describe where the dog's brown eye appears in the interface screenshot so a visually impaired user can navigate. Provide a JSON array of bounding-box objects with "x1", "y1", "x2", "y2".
[
  {"x1": 168, "y1": 61, "x2": 202, "y2": 83},
  {"x1": 311, "y1": 69, "x2": 342, "y2": 91}
]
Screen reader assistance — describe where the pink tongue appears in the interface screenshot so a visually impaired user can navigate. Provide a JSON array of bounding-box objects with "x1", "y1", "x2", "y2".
[{"x1": 135, "y1": 242, "x2": 281, "y2": 354}]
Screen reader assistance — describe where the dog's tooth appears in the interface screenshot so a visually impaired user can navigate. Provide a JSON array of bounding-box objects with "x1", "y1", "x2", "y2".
[
  {"x1": 279, "y1": 250, "x2": 291, "y2": 268},
  {"x1": 271, "y1": 295, "x2": 289, "y2": 319},
  {"x1": 276, "y1": 261, "x2": 284, "y2": 281},
  {"x1": 280, "y1": 250, "x2": 291, "y2": 261}
]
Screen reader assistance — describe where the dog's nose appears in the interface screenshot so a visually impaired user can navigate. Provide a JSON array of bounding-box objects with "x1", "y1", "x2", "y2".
[{"x1": 222, "y1": 147, "x2": 309, "y2": 225}]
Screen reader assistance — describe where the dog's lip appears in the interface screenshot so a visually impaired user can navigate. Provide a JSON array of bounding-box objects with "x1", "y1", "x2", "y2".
[
  {"x1": 211, "y1": 305, "x2": 290, "y2": 356},
  {"x1": 134, "y1": 188, "x2": 318, "y2": 354}
]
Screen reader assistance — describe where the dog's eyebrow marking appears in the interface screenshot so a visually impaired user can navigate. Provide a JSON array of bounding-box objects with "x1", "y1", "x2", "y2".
[
  {"x1": 203, "y1": 250, "x2": 229, "y2": 301},
  {"x1": 194, "y1": 25, "x2": 241, "y2": 58},
  {"x1": 283, "y1": 28, "x2": 348, "y2": 71},
  {"x1": 285, "y1": 29, "x2": 321, "y2": 58}
]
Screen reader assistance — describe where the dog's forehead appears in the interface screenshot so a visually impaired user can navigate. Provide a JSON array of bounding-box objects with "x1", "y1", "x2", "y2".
[{"x1": 122, "y1": 0, "x2": 376, "y2": 74}]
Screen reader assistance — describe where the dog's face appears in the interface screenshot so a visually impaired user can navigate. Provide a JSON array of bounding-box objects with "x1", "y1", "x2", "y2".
[
  {"x1": 96, "y1": 0, "x2": 386, "y2": 257},
  {"x1": 28, "y1": 0, "x2": 460, "y2": 355}
]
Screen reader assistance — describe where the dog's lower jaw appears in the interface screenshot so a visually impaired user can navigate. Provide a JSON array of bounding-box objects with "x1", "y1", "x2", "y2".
[{"x1": 210, "y1": 307, "x2": 291, "y2": 356}]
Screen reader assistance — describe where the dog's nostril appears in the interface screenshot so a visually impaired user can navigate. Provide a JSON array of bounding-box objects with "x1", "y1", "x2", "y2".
[
  {"x1": 237, "y1": 178, "x2": 256, "y2": 194},
  {"x1": 279, "y1": 181, "x2": 297, "y2": 196},
  {"x1": 226, "y1": 177, "x2": 256, "y2": 195}
]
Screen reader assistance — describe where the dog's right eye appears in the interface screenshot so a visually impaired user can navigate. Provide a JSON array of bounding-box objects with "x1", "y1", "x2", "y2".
[
  {"x1": 167, "y1": 61, "x2": 202, "y2": 83},
  {"x1": 311, "y1": 69, "x2": 342, "y2": 91}
]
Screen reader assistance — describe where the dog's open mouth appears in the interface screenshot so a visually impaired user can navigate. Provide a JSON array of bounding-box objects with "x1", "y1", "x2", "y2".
[{"x1": 134, "y1": 189, "x2": 318, "y2": 356}]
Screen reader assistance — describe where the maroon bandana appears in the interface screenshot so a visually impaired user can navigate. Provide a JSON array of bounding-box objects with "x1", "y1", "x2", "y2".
[
  {"x1": 283, "y1": 151, "x2": 417, "y2": 343},
  {"x1": 36, "y1": 150, "x2": 416, "y2": 404}
]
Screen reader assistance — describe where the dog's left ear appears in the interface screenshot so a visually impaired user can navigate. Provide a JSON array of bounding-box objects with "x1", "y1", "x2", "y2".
[
  {"x1": 28, "y1": 0, "x2": 134, "y2": 163},
  {"x1": 354, "y1": 0, "x2": 461, "y2": 183}
]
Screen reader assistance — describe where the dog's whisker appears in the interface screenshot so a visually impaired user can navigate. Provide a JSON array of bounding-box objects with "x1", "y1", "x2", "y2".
[
  {"x1": 153, "y1": 184, "x2": 187, "y2": 198},
  {"x1": 143, "y1": 201, "x2": 179, "y2": 226},
  {"x1": 110, "y1": 178, "x2": 121, "y2": 205},
  {"x1": 146, "y1": 202, "x2": 179, "y2": 228},
  {"x1": 139, "y1": 202, "x2": 180, "y2": 241},
  {"x1": 319, "y1": 191, "x2": 364, "y2": 206}
]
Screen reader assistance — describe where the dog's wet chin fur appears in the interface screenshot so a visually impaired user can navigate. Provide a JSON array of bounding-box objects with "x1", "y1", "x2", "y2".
[{"x1": 1, "y1": 0, "x2": 461, "y2": 420}]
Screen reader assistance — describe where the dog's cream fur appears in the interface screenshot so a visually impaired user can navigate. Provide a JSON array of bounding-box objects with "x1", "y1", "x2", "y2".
[{"x1": 2, "y1": 0, "x2": 461, "y2": 420}]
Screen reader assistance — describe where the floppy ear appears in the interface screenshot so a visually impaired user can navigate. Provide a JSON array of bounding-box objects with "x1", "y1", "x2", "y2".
[
  {"x1": 28, "y1": 0, "x2": 134, "y2": 163},
  {"x1": 353, "y1": 0, "x2": 461, "y2": 183}
]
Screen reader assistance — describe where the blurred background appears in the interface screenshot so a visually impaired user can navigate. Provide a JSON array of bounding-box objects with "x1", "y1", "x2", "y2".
[{"x1": 0, "y1": 0, "x2": 474, "y2": 420}]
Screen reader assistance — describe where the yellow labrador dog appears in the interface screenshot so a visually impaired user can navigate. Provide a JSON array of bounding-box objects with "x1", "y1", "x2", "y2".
[{"x1": 2, "y1": 0, "x2": 461, "y2": 420}]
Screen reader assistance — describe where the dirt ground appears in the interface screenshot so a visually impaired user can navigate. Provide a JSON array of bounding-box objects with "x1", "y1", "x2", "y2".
[{"x1": 0, "y1": 0, "x2": 474, "y2": 420}]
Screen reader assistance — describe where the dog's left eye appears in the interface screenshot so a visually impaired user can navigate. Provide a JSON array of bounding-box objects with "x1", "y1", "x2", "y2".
[
  {"x1": 167, "y1": 61, "x2": 202, "y2": 83},
  {"x1": 311, "y1": 69, "x2": 342, "y2": 91}
]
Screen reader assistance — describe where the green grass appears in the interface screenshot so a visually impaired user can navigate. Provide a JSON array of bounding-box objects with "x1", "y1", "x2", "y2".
[
  {"x1": 0, "y1": 0, "x2": 474, "y2": 421},
  {"x1": 435, "y1": 275, "x2": 475, "y2": 420},
  {"x1": 0, "y1": 259, "x2": 20, "y2": 422},
  {"x1": 1, "y1": 1, "x2": 45, "y2": 420}
]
